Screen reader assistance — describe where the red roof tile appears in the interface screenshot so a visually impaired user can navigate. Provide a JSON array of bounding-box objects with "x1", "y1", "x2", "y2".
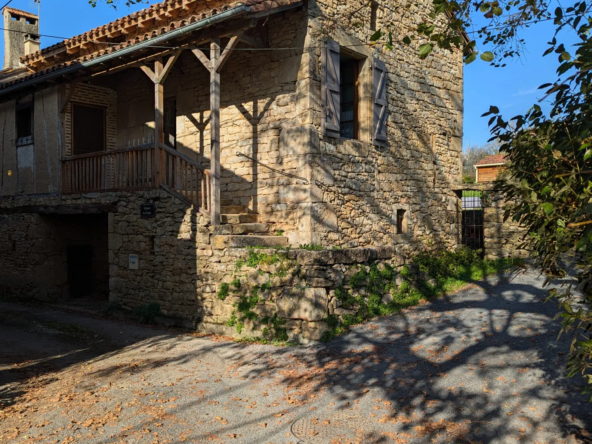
[
  {"x1": 0, "y1": 0, "x2": 301, "y2": 91},
  {"x1": 2, "y1": 7, "x2": 39, "y2": 20},
  {"x1": 475, "y1": 154, "x2": 508, "y2": 167}
]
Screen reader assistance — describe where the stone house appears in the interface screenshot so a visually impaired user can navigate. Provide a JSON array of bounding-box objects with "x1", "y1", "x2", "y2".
[
  {"x1": 474, "y1": 154, "x2": 507, "y2": 183},
  {"x1": 0, "y1": 0, "x2": 465, "y2": 339}
]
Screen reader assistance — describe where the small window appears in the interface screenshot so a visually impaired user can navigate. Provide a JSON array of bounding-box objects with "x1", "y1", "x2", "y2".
[
  {"x1": 397, "y1": 209, "x2": 407, "y2": 235},
  {"x1": 370, "y1": 2, "x2": 378, "y2": 31},
  {"x1": 340, "y1": 56, "x2": 359, "y2": 139},
  {"x1": 16, "y1": 103, "x2": 33, "y2": 146},
  {"x1": 73, "y1": 103, "x2": 106, "y2": 155}
]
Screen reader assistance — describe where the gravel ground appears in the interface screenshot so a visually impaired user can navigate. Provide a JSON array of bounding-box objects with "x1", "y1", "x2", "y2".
[{"x1": 0, "y1": 268, "x2": 591, "y2": 443}]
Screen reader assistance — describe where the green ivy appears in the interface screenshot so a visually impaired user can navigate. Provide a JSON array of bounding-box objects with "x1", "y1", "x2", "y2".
[{"x1": 218, "y1": 283, "x2": 230, "y2": 300}]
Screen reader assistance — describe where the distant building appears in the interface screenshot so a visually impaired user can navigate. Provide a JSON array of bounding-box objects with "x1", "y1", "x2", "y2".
[{"x1": 474, "y1": 154, "x2": 508, "y2": 183}]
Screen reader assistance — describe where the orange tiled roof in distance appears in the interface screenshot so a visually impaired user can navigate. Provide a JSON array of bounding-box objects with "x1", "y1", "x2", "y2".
[{"x1": 475, "y1": 154, "x2": 508, "y2": 166}]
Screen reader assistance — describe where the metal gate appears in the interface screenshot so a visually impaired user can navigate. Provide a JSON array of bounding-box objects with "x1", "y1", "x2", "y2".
[{"x1": 461, "y1": 190, "x2": 484, "y2": 253}]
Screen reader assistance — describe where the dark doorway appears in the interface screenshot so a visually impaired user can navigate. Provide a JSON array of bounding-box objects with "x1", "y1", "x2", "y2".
[
  {"x1": 67, "y1": 245, "x2": 93, "y2": 298},
  {"x1": 461, "y1": 190, "x2": 484, "y2": 255},
  {"x1": 72, "y1": 103, "x2": 106, "y2": 155}
]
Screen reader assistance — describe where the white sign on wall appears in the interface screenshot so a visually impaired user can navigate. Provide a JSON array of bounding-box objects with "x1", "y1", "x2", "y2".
[{"x1": 129, "y1": 254, "x2": 139, "y2": 270}]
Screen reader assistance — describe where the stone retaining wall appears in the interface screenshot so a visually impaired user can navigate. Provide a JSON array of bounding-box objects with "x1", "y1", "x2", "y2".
[{"x1": 0, "y1": 192, "x2": 410, "y2": 342}]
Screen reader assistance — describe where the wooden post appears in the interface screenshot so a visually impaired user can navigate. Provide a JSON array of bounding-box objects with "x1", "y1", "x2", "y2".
[
  {"x1": 210, "y1": 37, "x2": 221, "y2": 226},
  {"x1": 154, "y1": 58, "x2": 164, "y2": 186}
]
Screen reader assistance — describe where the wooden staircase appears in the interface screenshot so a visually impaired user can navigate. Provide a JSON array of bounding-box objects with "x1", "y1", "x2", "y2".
[{"x1": 214, "y1": 204, "x2": 289, "y2": 248}]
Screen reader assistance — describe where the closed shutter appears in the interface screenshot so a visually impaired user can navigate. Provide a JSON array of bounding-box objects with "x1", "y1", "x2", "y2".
[
  {"x1": 372, "y1": 57, "x2": 388, "y2": 146},
  {"x1": 322, "y1": 40, "x2": 341, "y2": 138}
]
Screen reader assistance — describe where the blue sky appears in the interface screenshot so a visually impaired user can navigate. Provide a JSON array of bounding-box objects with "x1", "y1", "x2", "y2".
[{"x1": 0, "y1": 0, "x2": 576, "y2": 149}]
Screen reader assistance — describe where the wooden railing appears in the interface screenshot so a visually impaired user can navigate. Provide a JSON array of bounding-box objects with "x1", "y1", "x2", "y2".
[
  {"x1": 62, "y1": 144, "x2": 210, "y2": 215},
  {"x1": 158, "y1": 143, "x2": 211, "y2": 215}
]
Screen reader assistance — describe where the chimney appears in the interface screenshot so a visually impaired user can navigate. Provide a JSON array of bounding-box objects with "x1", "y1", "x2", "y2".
[
  {"x1": 3, "y1": 7, "x2": 40, "y2": 69},
  {"x1": 24, "y1": 33, "x2": 40, "y2": 56}
]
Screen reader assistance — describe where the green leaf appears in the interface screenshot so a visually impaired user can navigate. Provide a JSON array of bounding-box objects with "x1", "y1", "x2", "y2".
[
  {"x1": 542, "y1": 203, "x2": 555, "y2": 215},
  {"x1": 480, "y1": 51, "x2": 494, "y2": 62},
  {"x1": 561, "y1": 51, "x2": 571, "y2": 61},
  {"x1": 402, "y1": 36, "x2": 412, "y2": 45},
  {"x1": 493, "y1": 7, "x2": 503, "y2": 16},
  {"x1": 370, "y1": 30, "x2": 383, "y2": 42},
  {"x1": 557, "y1": 219, "x2": 566, "y2": 228},
  {"x1": 480, "y1": 2, "x2": 491, "y2": 12},
  {"x1": 464, "y1": 52, "x2": 477, "y2": 64},
  {"x1": 585, "y1": 150, "x2": 592, "y2": 161},
  {"x1": 419, "y1": 43, "x2": 433, "y2": 58}
]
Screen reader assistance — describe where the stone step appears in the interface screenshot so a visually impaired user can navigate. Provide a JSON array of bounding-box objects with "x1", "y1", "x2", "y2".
[
  {"x1": 221, "y1": 205, "x2": 248, "y2": 214},
  {"x1": 212, "y1": 235, "x2": 289, "y2": 249},
  {"x1": 231, "y1": 223, "x2": 270, "y2": 235},
  {"x1": 221, "y1": 214, "x2": 258, "y2": 224}
]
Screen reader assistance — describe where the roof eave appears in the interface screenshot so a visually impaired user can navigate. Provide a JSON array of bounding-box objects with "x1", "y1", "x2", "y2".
[{"x1": 0, "y1": 4, "x2": 253, "y2": 97}]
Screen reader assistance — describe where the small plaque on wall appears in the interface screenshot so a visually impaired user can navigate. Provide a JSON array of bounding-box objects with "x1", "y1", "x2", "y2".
[
  {"x1": 140, "y1": 203, "x2": 156, "y2": 218},
  {"x1": 129, "y1": 254, "x2": 139, "y2": 270}
]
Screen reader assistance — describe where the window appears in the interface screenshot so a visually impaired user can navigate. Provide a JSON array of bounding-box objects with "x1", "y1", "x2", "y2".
[
  {"x1": 322, "y1": 40, "x2": 388, "y2": 146},
  {"x1": 340, "y1": 57, "x2": 359, "y2": 140},
  {"x1": 396, "y1": 209, "x2": 407, "y2": 235},
  {"x1": 16, "y1": 103, "x2": 33, "y2": 146},
  {"x1": 73, "y1": 103, "x2": 106, "y2": 155},
  {"x1": 370, "y1": 2, "x2": 378, "y2": 31}
]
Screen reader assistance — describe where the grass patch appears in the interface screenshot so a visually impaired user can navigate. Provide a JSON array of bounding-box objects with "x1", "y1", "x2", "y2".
[{"x1": 300, "y1": 244, "x2": 324, "y2": 251}]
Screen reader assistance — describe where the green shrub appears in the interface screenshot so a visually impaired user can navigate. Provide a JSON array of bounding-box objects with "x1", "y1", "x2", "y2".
[
  {"x1": 218, "y1": 283, "x2": 230, "y2": 300},
  {"x1": 300, "y1": 243, "x2": 324, "y2": 251},
  {"x1": 133, "y1": 303, "x2": 161, "y2": 324}
]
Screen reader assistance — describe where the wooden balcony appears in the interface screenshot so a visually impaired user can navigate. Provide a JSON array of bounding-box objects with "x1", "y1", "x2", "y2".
[{"x1": 62, "y1": 143, "x2": 211, "y2": 216}]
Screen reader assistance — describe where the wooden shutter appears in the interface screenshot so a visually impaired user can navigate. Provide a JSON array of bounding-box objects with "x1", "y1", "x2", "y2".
[
  {"x1": 322, "y1": 40, "x2": 340, "y2": 138},
  {"x1": 372, "y1": 57, "x2": 388, "y2": 146}
]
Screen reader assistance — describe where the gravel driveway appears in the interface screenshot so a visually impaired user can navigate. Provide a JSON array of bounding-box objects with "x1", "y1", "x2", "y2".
[{"x1": 0, "y1": 268, "x2": 591, "y2": 443}]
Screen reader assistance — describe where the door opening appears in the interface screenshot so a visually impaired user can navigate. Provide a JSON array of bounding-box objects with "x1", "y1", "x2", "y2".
[
  {"x1": 67, "y1": 245, "x2": 93, "y2": 299},
  {"x1": 461, "y1": 190, "x2": 484, "y2": 255}
]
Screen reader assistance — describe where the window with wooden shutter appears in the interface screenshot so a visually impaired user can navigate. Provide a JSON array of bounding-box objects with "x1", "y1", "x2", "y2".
[
  {"x1": 372, "y1": 57, "x2": 388, "y2": 146},
  {"x1": 322, "y1": 40, "x2": 341, "y2": 138}
]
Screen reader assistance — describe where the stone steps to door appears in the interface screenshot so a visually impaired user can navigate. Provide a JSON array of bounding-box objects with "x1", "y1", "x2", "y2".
[{"x1": 221, "y1": 214, "x2": 259, "y2": 224}]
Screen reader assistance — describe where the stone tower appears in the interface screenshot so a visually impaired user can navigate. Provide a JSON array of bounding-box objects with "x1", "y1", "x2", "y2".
[{"x1": 3, "y1": 7, "x2": 40, "y2": 70}]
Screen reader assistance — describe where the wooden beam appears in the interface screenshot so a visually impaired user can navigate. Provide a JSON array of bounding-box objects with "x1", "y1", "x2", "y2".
[
  {"x1": 154, "y1": 58, "x2": 164, "y2": 186},
  {"x1": 191, "y1": 48, "x2": 211, "y2": 71},
  {"x1": 216, "y1": 32, "x2": 243, "y2": 73},
  {"x1": 210, "y1": 37, "x2": 221, "y2": 226},
  {"x1": 140, "y1": 64, "x2": 156, "y2": 83},
  {"x1": 157, "y1": 50, "x2": 181, "y2": 84}
]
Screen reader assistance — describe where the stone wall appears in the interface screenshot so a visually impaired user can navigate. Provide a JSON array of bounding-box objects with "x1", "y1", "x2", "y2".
[
  {"x1": 0, "y1": 190, "x2": 411, "y2": 342},
  {"x1": 300, "y1": 0, "x2": 463, "y2": 250},
  {"x1": 483, "y1": 187, "x2": 530, "y2": 260}
]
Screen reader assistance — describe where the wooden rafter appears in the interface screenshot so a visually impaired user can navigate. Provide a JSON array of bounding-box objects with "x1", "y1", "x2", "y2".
[{"x1": 217, "y1": 31, "x2": 243, "y2": 73}]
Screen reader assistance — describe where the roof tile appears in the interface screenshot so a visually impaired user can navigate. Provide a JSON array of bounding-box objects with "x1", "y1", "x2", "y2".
[{"x1": 475, "y1": 154, "x2": 508, "y2": 166}]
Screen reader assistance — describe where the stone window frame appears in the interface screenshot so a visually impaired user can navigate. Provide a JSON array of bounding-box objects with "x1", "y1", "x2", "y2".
[
  {"x1": 325, "y1": 30, "x2": 374, "y2": 145},
  {"x1": 393, "y1": 204, "x2": 412, "y2": 243}
]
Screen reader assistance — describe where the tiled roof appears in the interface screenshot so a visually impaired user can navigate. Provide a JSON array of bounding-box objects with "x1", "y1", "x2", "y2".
[
  {"x1": 0, "y1": 0, "x2": 300, "y2": 91},
  {"x1": 2, "y1": 7, "x2": 39, "y2": 20},
  {"x1": 475, "y1": 154, "x2": 508, "y2": 166}
]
